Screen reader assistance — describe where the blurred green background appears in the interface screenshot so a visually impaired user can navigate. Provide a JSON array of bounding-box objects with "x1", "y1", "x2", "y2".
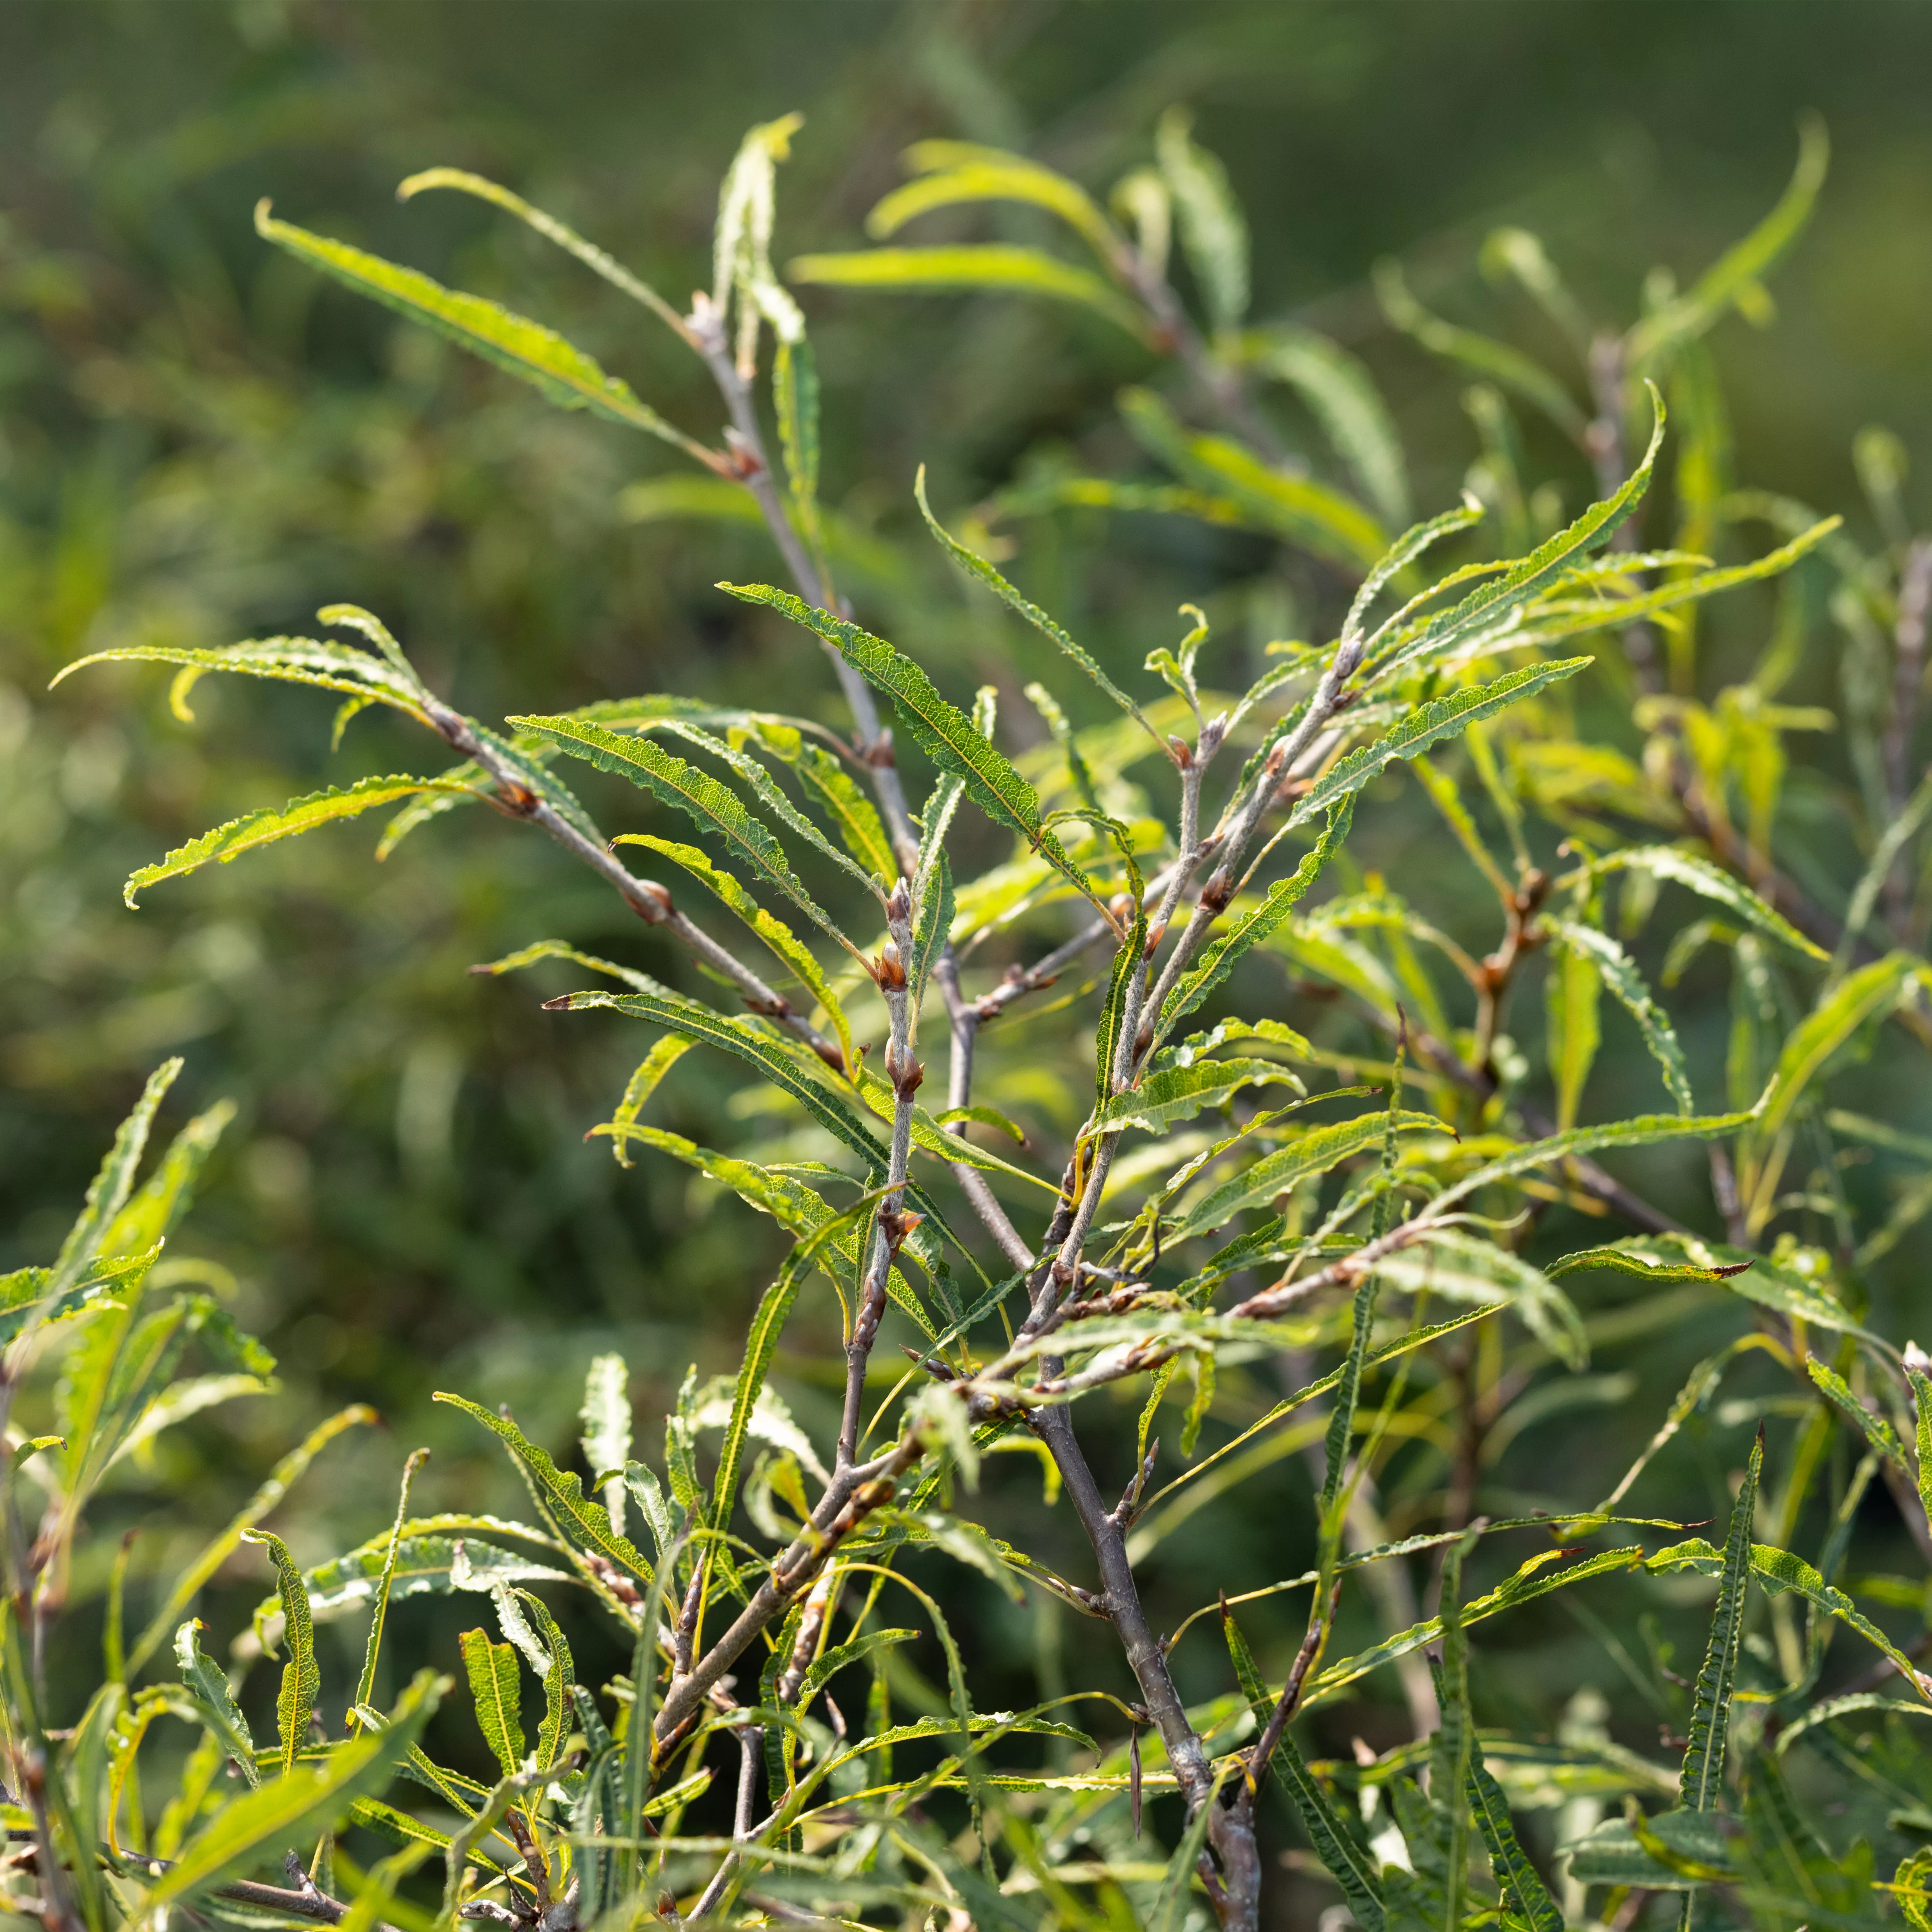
[{"x1": 7, "y1": 0, "x2": 1932, "y2": 1864}]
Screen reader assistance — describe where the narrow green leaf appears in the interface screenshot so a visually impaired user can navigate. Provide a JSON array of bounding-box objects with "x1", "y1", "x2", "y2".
[
  {"x1": 1093, "y1": 894, "x2": 1148, "y2": 1114},
  {"x1": 513, "y1": 1591, "x2": 574, "y2": 1772},
  {"x1": 242, "y1": 1531, "x2": 321, "y2": 1778},
  {"x1": 1651, "y1": 1533, "x2": 1931, "y2": 1698},
  {"x1": 916, "y1": 469, "x2": 1162, "y2": 747},
  {"x1": 1321, "y1": 1276, "x2": 1380, "y2": 1534},
  {"x1": 174, "y1": 1620, "x2": 258, "y2": 1788},
  {"x1": 124, "y1": 776, "x2": 475, "y2": 908},
  {"x1": 1520, "y1": 516, "x2": 1840, "y2": 646},
  {"x1": 132, "y1": 1405, "x2": 376, "y2": 1674},
  {"x1": 788, "y1": 740, "x2": 896, "y2": 884},
  {"x1": 1755, "y1": 953, "x2": 1927, "y2": 1147},
  {"x1": 353, "y1": 1449, "x2": 429, "y2": 1726},
  {"x1": 1288, "y1": 657, "x2": 1593, "y2": 830},
  {"x1": 787, "y1": 244, "x2": 1150, "y2": 339},
  {"x1": 1680, "y1": 1429, "x2": 1762, "y2": 1810},
  {"x1": 603, "y1": 1035, "x2": 694, "y2": 1170},
  {"x1": 1548, "y1": 1239, "x2": 1750, "y2": 1284},
  {"x1": 1627, "y1": 117, "x2": 1829, "y2": 367},
  {"x1": 1094, "y1": 1059, "x2": 1301, "y2": 1135},
  {"x1": 1544, "y1": 928, "x2": 1602, "y2": 1132},
  {"x1": 1467, "y1": 1757, "x2": 1563, "y2": 1932},
  {"x1": 616, "y1": 834, "x2": 857, "y2": 1075},
  {"x1": 1585, "y1": 845, "x2": 1827, "y2": 960},
  {"x1": 149, "y1": 1671, "x2": 440, "y2": 1909},
  {"x1": 1306, "y1": 1545, "x2": 1645, "y2": 1707},
  {"x1": 1155, "y1": 108, "x2": 1248, "y2": 331},
  {"x1": 1432, "y1": 1101, "x2": 1763, "y2": 1216},
  {"x1": 1118, "y1": 387, "x2": 1387, "y2": 573},
  {"x1": 1158, "y1": 798, "x2": 1353, "y2": 1037},
  {"x1": 396, "y1": 166, "x2": 687, "y2": 334},
  {"x1": 793, "y1": 1627, "x2": 919, "y2": 1709},
  {"x1": 1805, "y1": 1358, "x2": 1907, "y2": 1471},
  {"x1": 875, "y1": 141, "x2": 1124, "y2": 262},
  {"x1": 1366, "y1": 386, "x2": 1665, "y2": 680},
  {"x1": 100, "y1": 1098, "x2": 234, "y2": 1261},
  {"x1": 459, "y1": 1629, "x2": 526, "y2": 1777},
  {"x1": 716, "y1": 584, "x2": 1100, "y2": 906},
  {"x1": 53, "y1": 1059, "x2": 180, "y2": 1295},
  {"x1": 512, "y1": 714, "x2": 855, "y2": 950},
  {"x1": 1247, "y1": 324, "x2": 1410, "y2": 527},
  {"x1": 1372, "y1": 1230, "x2": 1588, "y2": 1371},
  {"x1": 432, "y1": 1394, "x2": 654, "y2": 1590},
  {"x1": 1565, "y1": 1807, "x2": 1734, "y2": 1889},
  {"x1": 1548, "y1": 919, "x2": 1693, "y2": 1114},
  {"x1": 54, "y1": 635, "x2": 431, "y2": 720},
  {"x1": 580, "y1": 1355, "x2": 632, "y2": 1540},
  {"x1": 591, "y1": 1120, "x2": 927, "y2": 1333},
  {"x1": 1433, "y1": 1534, "x2": 1477, "y2": 1932},
  {"x1": 262, "y1": 1535, "x2": 566, "y2": 1633},
  {"x1": 1150, "y1": 1766, "x2": 1228, "y2": 1932},
  {"x1": 1375, "y1": 258, "x2": 1585, "y2": 438},
  {"x1": 654, "y1": 717, "x2": 887, "y2": 902},
  {"x1": 560, "y1": 982, "x2": 1044, "y2": 1203},
  {"x1": 256, "y1": 202, "x2": 712, "y2": 460},
  {"x1": 1169, "y1": 1110, "x2": 1441, "y2": 1241},
  {"x1": 909, "y1": 850, "x2": 954, "y2": 1014},
  {"x1": 712, "y1": 1208, "x2": 870, "y2": 1536},
  {"x1": 1224, "y1": 1610, "x2": 1383, "y2": 1928},
  {"x1": 1911, "y1": 1368, "x2": 1932, "y2": 1532}
]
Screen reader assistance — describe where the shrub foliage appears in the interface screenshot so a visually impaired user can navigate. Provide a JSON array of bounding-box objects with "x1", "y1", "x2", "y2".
[{"x1": 15, "y1": 104, "x2": 1932, "y2": 1931}]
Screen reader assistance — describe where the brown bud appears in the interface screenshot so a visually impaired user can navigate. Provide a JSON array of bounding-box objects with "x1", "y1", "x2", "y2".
[
  {"x1": 1199, "y1": 867, "x2": 1234, "y2": 914},
  {"x1": 495, "y1": 777, "x2": 538, "y2": 815},
  {"x1": 1108, "y1": 891, "x2": 1136, "y2": 925},
  {"x1": 631, "y1": 878, "x2": 674, "y2": 923},
  {"x1": 875, "y1": 937, "x2": 907, "y2": 989},
  {"x1": 881, "y1": 1207, "x2": 925, "y2": 1253},
  {"x1": 721, "y1": 426, "x2": 764, "y2": 481},
  {"x1": 1144, "y1": 920, "x2": 1168, "y2": 959},
  {"x1": 1168, "y1": 734, "x2": 1194, "y2": 770}
]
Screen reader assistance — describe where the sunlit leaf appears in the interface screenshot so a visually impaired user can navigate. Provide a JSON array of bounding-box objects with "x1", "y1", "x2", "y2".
[
  {"x1": 718, "y1": 583, "x2": 1100, "y2": 907},
  {"x1": 1627, "y1": 117, "x2": 1830, "y2": 367},
  {"x1": 256, "y1": 203, "x2": 714, "y2": 461},
  {"x1": 788, "y1": 244, "x2": 1150, "y2": 339},
  {"x1": 124, "y1": 776, "x2": 479, "y2": 908},
  {"x1": 147, "y1": 1672, "x2": 440, "y2": 1908}
]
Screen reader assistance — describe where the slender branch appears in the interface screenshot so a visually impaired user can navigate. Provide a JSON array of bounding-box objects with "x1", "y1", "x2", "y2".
[
  {"x1": 1246, "y1": 1581, "x2": 1338, "y2": 1799},
  {"x1": 685, "y1": 297, "x2": 919, "y2": 870},
  {"x1": 425, "y1": 698, "x2": 848, "y2": 1071},
  {"x1": 1113, "y1": 247, "x2": 1296, "y2": 473},
  {"x1": 840, "y1": 883, "x2": 919, "y2": 1469}
]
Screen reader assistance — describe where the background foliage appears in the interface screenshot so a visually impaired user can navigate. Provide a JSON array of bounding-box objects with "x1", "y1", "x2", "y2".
[{"x1": 8, "y1": 3, "x2": 1932, "y2": 1925}]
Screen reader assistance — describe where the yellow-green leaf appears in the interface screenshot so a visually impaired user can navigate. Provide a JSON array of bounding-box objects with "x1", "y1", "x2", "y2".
[
  {"x1": 615, "y1": 834, "x2": 857, "y2": 1076},
  {"x1": 458, "y1": 1628, "x2": 525, "y2": 1777},
  {"x1": 787, "y1": 244, "x2": 1150, "y2": 340},
  {"x1": 125, "y1": 776, "x2": 477, "y2": 908},
  {"x1": 256, "y1": 202, "x2": 713, "y2": 462}
]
